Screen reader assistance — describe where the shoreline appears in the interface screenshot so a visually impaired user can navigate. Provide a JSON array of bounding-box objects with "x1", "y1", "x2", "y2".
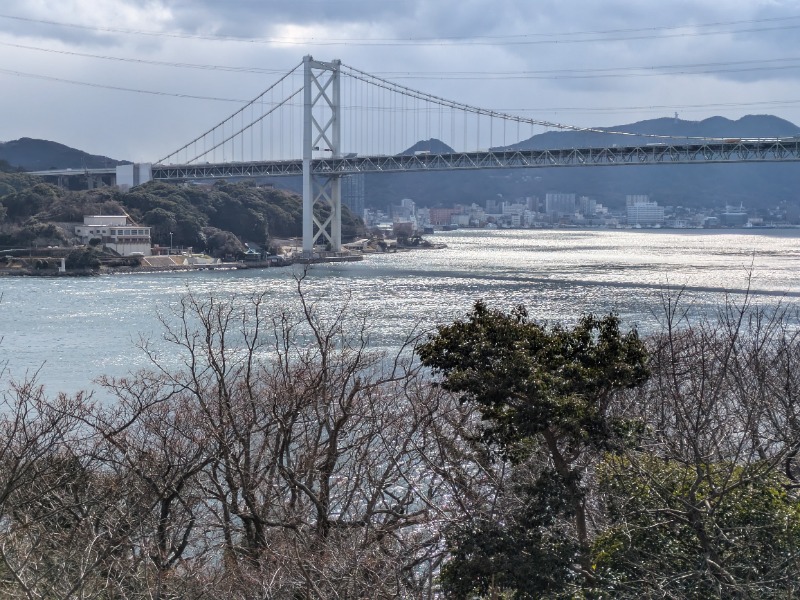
[{"x1": 0, "y1": 241, "x2": 450, "y2": 277}]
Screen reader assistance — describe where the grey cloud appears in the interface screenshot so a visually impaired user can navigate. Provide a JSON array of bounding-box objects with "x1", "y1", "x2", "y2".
[{"x1": 2, "y1": 0, "x2": 800, "y2": 159}]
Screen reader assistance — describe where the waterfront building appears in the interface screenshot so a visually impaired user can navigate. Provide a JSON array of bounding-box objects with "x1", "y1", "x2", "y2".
[
  {"x1": 485, "y1": 198, "x2": 502, "y2": 214},
  {"x1": 362, "y1": 208, "x2": 389, "y2": 228},
  {"x1": 626, "y1": 194, "x2": 651, "y2": 206},
  {"x1": 722, "y1": 204, "x2": 749, "y2": 226},
  {"x1": 467, "y1": 203, "x2": 486, "y2": 226},
  {"x1": 392, "y1": 198, "x2": 416, "y2": 221},
  {"x1": 579, "y1": 196, "x2": 597, "y2": 216},
  {"x1": 74, "y1": 215, "x2": 152, "y2": 256},
  {"x1": 416, "y1": 207, "x2": 431, "y2": 229},
  {"x1": 545, "y1": 193, "x2": 577, "y2": 216},
  {"x1": 626, "y1": 195, "x2": 665, "y2": 226},
  {"x1": 453, "y1": 214, "x2": 471, "y2": 227},
  {"x1": 502, "y1": 202, "x2": 527, "y2": 216},
  {"x1": 429, "y1": 207, "x2": 458, "y2": 226}
]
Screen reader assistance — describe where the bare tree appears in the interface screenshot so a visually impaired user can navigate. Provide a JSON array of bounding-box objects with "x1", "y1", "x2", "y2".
[
  {"x1": 595, "y1": 293, "x2": 800, "y2": 598},
  {"x1": 92, "y1": 373, "x2": 216, "y2": 600},
  {"x1": 96, "y1": 277, "x2": 487, "y2": 598},
  {"x1": 0, "y1": 378, "x2": 131, "y2": 600},
  {"x1": 0, "y1": 280, "x2": 521, "y2": 599}
]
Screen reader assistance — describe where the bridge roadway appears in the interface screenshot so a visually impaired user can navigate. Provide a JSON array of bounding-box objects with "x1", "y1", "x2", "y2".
[
  {"x1": 28, "y1": 139, "x2": 800, "y2": 183},
  {"x1": 151, "y1": 139, "x2": 800, "y2": 181}
]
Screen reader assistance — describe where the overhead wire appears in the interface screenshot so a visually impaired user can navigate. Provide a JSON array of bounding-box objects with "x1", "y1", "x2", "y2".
[
  {"x1": 0, "y1": 67, "x2": 248, "y2": 102},
  {"x1": 0, "y1": 40, "x2": 290, "y2": 74},
  {"x1": 2, "y1": 12, "x2": 800, "y2": 46}
]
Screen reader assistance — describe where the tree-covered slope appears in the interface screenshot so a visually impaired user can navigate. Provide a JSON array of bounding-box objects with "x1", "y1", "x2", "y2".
[
  {"x1": 0, "y1": 138, "x2": 128, "y2": 171},
  {"x1": 0, "y1": 178, "x2": 363, "y2": 254}
]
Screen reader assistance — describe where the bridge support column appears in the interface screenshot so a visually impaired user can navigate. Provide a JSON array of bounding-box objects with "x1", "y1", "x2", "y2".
[{"x1": 302, "y1": 55, "x2": 342, "y2": 255}]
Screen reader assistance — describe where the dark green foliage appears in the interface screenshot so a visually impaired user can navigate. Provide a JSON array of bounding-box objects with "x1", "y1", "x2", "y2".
[
  {"x1": 418, "y1": 301, "x2": 650, "y2": 598},
  {"x1": 64, "y1": 247, "x2": 101, "y2": 270},
  {"x1": 442, "y1": 469, "x2": 579, "y2": 599},
  {"x1": 1, "y1": 219, "x2": 69, "y2": 246},
  {"x1": 41, "y1": 189, "x2": 125, "y2": 223},
  {"x1": 1, "y1": 183, "x2": 60, "y2": 221},
  {"x1": 200, "y1": 226, "x2": 245, "y2": 258},
  {"x1": 417, "y1": 301, "x2": 650, "y2": 457},
  {"x1": 593, "y1": 457, "x2": 800, "y2": 598},
  {"x1": 121, "y1": 180, "x2": 310, "y2": 250},
  {"x1": 0, "y1": 172, "x2": 39, "y2": 198}
]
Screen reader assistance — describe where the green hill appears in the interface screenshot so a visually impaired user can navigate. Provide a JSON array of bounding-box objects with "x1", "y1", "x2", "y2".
[{"x1": 0, "y1": 138, "x2": 128, "y2": 171}]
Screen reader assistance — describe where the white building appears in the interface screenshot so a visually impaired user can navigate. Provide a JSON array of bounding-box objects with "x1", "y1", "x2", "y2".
[
  {"x1": 416, "y1": 207, "x2": 431, "y2": 228},
  {"x1": 626, "y1": 195, "x2": 665, "y2": 226},
  {"x1": 578, "y1": 196, "x2": 597, "y2": 216},
  {"x1": 75, "y1": 215, "x2": 152, "y2": 256},
  {"x1": 545, "y1": 193, "x2": 576, "y2": 216},
  {"x1": 392, "y1": 198, "x2": 416, "y2": 221},
  {"x1": 501, "y1": 202, "x2": 527, "y2": 216},
  {"x1": 467, "y1": 203, "x2": 486, "y2": 225}
]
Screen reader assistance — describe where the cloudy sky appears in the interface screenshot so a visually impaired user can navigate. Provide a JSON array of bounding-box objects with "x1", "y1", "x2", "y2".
[{"x1": 2, "y1": 0, "x2": 800, "y2": 162}]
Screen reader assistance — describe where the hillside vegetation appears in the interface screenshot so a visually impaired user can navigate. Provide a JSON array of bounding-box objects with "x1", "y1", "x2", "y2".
[
  {"x1": 0, "y1": 175, "x2": 363, "y2": 255},
  {"x1": 0, "y1": 137, "x2": 128, "y2": 171}
]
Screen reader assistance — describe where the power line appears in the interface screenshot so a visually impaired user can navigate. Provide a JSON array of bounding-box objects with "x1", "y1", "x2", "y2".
[
  {"x1": 386, "y1": 64, "x2": 800, "y2": 81},
  {"x1": 3, "y1": 61, "x2": 798, "y2": 120},
  {"x1": 0, "y1": 68, "x2": 250, "y2": 102},
  {"x1": 7, "y1": 38, "x2": 800, "y2": 83},
  {"x1": 376, "y1": 56, "x2": 800, "y2": 77},
  {"x1": 0, "y1": 41, "x2": 291, "y2": 74},
  {"x1": 2, "y1": 12, "x2": 800, "y2": 46}
]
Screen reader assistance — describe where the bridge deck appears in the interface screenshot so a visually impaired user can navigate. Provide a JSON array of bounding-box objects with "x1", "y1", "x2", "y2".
[{"x1": 150, "y1": 139, "x2": 800, "y2": 181}]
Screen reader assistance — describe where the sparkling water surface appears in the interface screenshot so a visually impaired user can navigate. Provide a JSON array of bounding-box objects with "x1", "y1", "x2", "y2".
[{"x1": 2, "y1": 229, "x2": 799, "y2": 396}]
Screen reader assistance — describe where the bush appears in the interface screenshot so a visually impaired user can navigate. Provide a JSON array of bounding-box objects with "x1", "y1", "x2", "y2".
[{"x1": 64, "y1": 248, "x2": 100, "y2": 270}]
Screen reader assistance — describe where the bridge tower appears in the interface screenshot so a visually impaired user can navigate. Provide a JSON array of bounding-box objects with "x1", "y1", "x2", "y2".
[{"x1": 303, "y1": 56, "x2": 342, "y2": 254}]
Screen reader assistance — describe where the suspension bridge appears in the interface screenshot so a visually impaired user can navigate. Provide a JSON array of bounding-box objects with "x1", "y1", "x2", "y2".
[{"x1": 34, "y1": 56, "x2": 800, "y2": 255}]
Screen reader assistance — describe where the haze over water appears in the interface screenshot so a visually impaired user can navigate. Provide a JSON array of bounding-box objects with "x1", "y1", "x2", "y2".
[{"x1": 2, "y1": 229, "x2": 799, "y2": 397}]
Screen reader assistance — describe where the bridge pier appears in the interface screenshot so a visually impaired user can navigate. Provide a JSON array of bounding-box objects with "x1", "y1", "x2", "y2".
[{"x1": 302, "y1": 55, "x2": 342, "y2": 254}]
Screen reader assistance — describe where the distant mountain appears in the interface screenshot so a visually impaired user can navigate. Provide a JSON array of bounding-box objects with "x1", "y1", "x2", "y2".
[
  {"x1": 0, "y1": 138, "x2": 128, "y2": 171},
  {"x1": 399, "y1": 138, "x2": 455, "y2": 155},
  {"x1": 503, "y1": 114, "x2": 800, "y2": 151}
]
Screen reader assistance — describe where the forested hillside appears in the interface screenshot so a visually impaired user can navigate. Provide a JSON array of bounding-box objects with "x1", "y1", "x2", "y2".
[
  {"x1": 0, "y1": 137, "x2": 127, "y2": 171},
  {"x1": 0, "y1": 175, "x2": 363, "y2": 255}
]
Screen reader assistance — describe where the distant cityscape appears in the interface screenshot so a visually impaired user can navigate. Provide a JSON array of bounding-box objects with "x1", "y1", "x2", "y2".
[{"x1": 344, "y1": 176, "x2": 794, "y2": 234}]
